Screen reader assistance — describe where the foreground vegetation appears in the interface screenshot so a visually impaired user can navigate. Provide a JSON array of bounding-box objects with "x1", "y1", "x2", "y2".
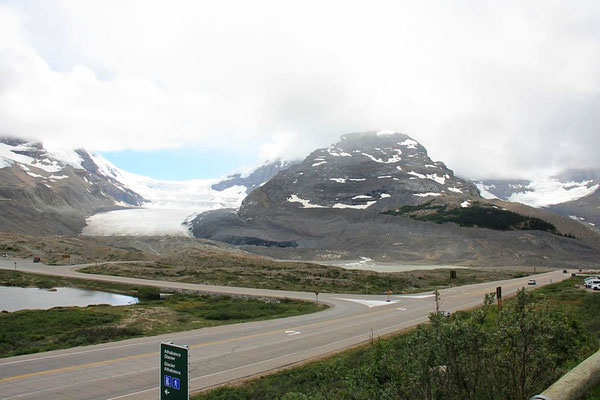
[
  {"x1": 194, "y1": 278, "x2": 600, "y2": 400},
  {"x1": 0, "y1": 270, "x2": 325, "y2": 358},
  {"x1": 80, "y1": 262, "x2": 526, "y2": 294}
]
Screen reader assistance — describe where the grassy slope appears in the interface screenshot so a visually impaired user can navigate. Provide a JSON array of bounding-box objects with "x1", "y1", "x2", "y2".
[
  {"x1": 192, "y1": 277, "x2": 600, "y2": 400},
  {"x1": 0, "y1": 270, "x2": 325, "y2": 358},
  {"x1": 79, "y1": 261, "x2": 526, "y2": 294}
]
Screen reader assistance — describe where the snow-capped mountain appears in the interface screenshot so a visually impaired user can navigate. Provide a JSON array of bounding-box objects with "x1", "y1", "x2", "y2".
[
  {"x1": 81, "y1": 156, "x2": 251, "y2": 236},
  {"x1": 0, "y1": 136, "x2": 291, "y2": 236},
  {"x1": 473, "y1": 169, "x2": 600, "y2": 231},
  {"x1": 190, "y1": 131, "x2": 600, "y2": 266},
  {"x1": 239, "y1": 130, "x2": 479, "y2": 216},
  {"x1": 211, "y1": 159, "x2": 297, "y2": 193},
  {"x1": 0, "y1": 137, "x2": 144, "y2": 234},
  {"x1": 473, "y1": 176, "x2": 598, "y2": 207}
]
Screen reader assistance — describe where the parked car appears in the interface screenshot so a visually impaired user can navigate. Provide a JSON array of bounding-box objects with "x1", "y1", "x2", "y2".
[
  {"x1": 437, "y1": 311, "x2": 451, "y2": 318},
  {"x1": 33, "y1": 256, "x2": 40, "y2": 263},
  {"x1": 528, "y1": 279, "x2": 537, "y2": 285},
  {"x1": 585, "y1": 279, "x2": 600, "y2": 289},
  {"x1": 591, "y1": 283, "x2": 600, "y2": 291},
  {"x1": 1, "y1": 253, "x2": 7, "y2": 258}
]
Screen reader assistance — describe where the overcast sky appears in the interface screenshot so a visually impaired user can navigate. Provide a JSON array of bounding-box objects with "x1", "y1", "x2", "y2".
[{"x1": 0, "y1": 0, "x2": 599, "y2": 179}]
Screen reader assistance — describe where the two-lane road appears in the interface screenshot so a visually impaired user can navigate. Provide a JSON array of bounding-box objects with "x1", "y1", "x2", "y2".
[{"x1": 0, "y1": 260, "x2": 568, "y2": 399}]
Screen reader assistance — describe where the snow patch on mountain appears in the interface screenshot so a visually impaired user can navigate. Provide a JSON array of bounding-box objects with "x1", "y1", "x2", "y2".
[
  {"x1": 361, "y1": 150, "x2": 402, "y2": 164},
  {"x1": 0, "y1": 141, "x2": 83, "y2": 172},
  {"x1": 474, "y1": 182, "x2": 500, "y2": 199},
  {"x1": 414, "y1": 192, "x2": 442, "y2": 197},
  {"x1": 398, "y1": 139, "x2": 418, "y2": 149},
  {"x1": 0, "y1": 157, "x2": 13, "y2": 169},
  {"x1": 287, "y1": 194, "x2": 326, "y2": 208},
  {"x1": 333, "y1": 201, "x2": 377, "y2": 209}
]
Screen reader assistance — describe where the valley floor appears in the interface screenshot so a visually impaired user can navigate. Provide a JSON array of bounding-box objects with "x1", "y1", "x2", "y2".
[{"x1": 79, "y1": 261, "x2": 529, "y2": 295}]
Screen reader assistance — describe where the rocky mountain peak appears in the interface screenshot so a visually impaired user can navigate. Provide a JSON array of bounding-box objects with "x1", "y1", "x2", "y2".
[
  {"x1": 239, "y1": 131, "x2": 480, "y2": 216},
  {"x1": 211, "y1": 159, "x2": 297, "y2": 193}
]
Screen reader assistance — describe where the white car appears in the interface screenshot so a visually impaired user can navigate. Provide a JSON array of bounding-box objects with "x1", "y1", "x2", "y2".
[
  {"x1": 528, "y1": 279, "x2": 537, "y2": 286},
  {"x1": 585, "y1": 279, "x2": 600, "y2": 288},
  {"x1": 591, "y1": 283, "x2": 600, "y2": 291}
]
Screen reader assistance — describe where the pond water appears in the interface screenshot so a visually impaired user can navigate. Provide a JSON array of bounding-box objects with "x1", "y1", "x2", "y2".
[{"x1": 0, "y1": 286, "x2": 139, "y2": 312}]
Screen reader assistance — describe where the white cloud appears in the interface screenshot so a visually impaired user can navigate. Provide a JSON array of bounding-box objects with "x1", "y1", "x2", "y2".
[{"x1": 1, "y1": 0, "x2": 599, "y2": 178}]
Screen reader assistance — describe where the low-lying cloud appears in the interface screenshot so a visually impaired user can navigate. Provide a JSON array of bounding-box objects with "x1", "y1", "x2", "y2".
[{"x1": 0, "y1": 0, "x2": 599, "y2": 179}]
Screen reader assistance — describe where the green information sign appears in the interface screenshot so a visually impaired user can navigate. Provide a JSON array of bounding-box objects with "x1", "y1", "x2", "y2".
[{"x1": 160, "y1": 342, "x2": 189, "y2": 400}]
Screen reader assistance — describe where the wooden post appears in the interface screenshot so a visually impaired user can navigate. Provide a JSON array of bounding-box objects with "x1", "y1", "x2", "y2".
[{"x1": 496, "y1": 286, "x2": 502, "y2": 310}]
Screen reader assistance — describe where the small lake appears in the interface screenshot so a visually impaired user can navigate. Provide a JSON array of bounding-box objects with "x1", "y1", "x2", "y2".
[{"x1": 0, "y1": 286, "x2": 139, "y2": 312}]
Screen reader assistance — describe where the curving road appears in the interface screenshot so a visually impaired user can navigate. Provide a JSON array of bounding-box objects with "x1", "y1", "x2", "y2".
[{"x1": 0, "y1": 259, "x2": 569, "y2": 399}]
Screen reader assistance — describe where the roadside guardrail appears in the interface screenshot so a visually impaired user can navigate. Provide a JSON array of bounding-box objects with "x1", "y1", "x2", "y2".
[{"x1": 530, "y1": 349, "x2": 600, "y2": 400}]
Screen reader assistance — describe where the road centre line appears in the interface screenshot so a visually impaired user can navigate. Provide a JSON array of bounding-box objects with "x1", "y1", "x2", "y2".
[
  {"x1": 0, "y1": 302, "x2": 406, "y2": 384},
  {"x1": 9, "y1": 310, "x2": 412, "y2": 400},
  {"x1": 108, "y1": 313, "x2": 433, "y2": 400},
  {"x1": 2, "y1": 273, "x2": 557, "y2": 386}
]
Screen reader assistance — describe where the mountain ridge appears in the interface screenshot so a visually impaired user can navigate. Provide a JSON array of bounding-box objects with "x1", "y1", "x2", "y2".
[{"x1": 191, "y1": 131, "x2": 600, "y2": 266}]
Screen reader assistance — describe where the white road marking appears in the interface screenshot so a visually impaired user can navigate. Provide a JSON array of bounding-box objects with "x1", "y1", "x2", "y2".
[{"x1": 332, "y1": 298, "x2": 400, "y2": 308}]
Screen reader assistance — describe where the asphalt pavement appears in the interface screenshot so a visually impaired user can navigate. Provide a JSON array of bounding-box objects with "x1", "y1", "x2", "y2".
[{"x1": 0, "y1": 259, "x2": 569, "y2": 399}]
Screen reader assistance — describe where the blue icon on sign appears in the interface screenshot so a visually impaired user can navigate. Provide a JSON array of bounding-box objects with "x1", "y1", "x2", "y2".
[
  {"x1": 164, "y1": 375, "x2": 171, "y2": 387},
  {"x1": 173, "y1": 378, "x2": 181, "y2": 390}
]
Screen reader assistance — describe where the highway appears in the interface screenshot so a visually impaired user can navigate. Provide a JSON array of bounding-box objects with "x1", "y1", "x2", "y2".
[{"x1": 0, "y1": 259, "x2": 569, "y2": 399}]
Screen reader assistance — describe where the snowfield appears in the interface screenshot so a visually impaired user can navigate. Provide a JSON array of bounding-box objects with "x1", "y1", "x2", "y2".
[
  {"x1": 507, "y1": 179, "x2": 598, "y2": 208},
  {"x1": 475, "y1": 177, "x2": 598, "y2": 207},
  {"x1": 82, "y1": 155, "x2": 249, "y2": 236},
  {"x1": 83, "y1": 209, "x2": 200, "y2": 236}
]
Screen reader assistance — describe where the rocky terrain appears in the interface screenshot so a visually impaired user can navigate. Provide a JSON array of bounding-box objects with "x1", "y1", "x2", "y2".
[
  {"x1": 0, "y1": 137, "x2": 143, "y2": 235},
  {"x1": 2, "y1": 131, "x2": 600, "y2": 268},
  {"x1": 191, "y1": 131, "x2": 600, "y2": 267},
  {"x1": 211, "y1": 159, "x2": 297, "y2": 193},
  {"x1": 0, "y1": 137, "x2": 289, "y2": 236}
]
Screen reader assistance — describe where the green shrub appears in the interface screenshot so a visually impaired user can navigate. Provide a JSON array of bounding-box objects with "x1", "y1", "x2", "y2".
[
  {"x1": 136, "y1": 286, "x2": 161, "y2": 300},
  {"x1": 386, "y1": 203, "x2": 559, "y2": 234}
]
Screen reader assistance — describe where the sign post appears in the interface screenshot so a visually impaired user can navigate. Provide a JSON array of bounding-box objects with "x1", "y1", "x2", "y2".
[
  {"x1": 496, "y1": 286, "x2": 502, "y2": 310},
  {"x1": 160, "y1": 342, "x2": 189, "y2": 400}
]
